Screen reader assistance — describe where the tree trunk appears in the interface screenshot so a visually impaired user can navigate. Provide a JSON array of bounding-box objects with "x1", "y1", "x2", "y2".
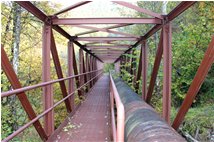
[{"x1": 9, "y1": 2, "x2": 22, "y2": 131}]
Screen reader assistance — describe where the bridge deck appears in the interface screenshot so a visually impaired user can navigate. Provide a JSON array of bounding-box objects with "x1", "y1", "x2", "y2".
[{"x1": 48, "y1": 75, "x2": 111, "y2": 142}]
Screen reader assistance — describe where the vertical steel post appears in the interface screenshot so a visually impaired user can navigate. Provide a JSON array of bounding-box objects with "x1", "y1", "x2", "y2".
[
  {"x1": 82, "y1": 53, "x2": 87, "y2": 92},
  {"x1": 68, "y1": 41, "x2": 75, "y2": 110},
  {"x1": 135, "y1": 47, "x2": 143, "y2": 93},
  {"x1": 162, "y1": 22, "x2": 172, "y2": 124},
  {"x1": 85, "y1": 53, "x2": 90, "y2": 90},
  {"x1": 79, "y1": 48, "x2": 84, "y2": 95},
  {"x1": 42, "y1": 24, "x2": 54, "y2": 136},
  {"x1": 89, "y1": 55, "x2": 93, "y2": 88},
  {"x1": 130, "y1": 49, "x2": 137, "y2": 86},
  {"x1": 95, "y1": 58, "x2": 98, "y2": 82},
  {"x1": 72, "y1": 46, "x2": 82, "y2": 97},
  {"x1": 142, "y1": 40, "x2": 147, "y2": 100}
]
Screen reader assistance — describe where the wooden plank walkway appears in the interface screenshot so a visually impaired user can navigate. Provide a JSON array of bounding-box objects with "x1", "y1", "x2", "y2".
[{"x1": 48, "y1": 75, "x2": 111, "y2": 142}]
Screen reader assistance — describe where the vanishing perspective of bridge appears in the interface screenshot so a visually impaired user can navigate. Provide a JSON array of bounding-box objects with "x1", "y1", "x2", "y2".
[{"x1": 1, "y1": 1, "x2": 214, "y2": 142}]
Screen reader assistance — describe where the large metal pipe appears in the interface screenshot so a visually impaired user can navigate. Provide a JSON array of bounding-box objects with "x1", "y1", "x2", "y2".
[{"x1": 113, "y1": 77, "x2": 186, "y2": 142}]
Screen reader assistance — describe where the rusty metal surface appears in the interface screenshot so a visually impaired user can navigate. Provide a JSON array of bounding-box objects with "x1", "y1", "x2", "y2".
[
  {"x1": 113, "y1": 77, "x2": 186, "y2": 142},
  {"x1": 48, "y1": 75, "x2": 111, "y2": 142}
]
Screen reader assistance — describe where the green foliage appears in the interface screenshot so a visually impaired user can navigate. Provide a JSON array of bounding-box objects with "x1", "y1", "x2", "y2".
[
  {"x1": 103, "y1": 63, "x2": 114, "y2": 73},
  {"x1": 171, "y1": 105, "x2": 214, "y2": 141}
]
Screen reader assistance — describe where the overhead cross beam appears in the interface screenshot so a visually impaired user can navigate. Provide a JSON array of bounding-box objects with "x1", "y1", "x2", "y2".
[
  {"x1": 73, "y1": 25, "x2": 139, "y2": 38},
  {"x1": 54, "y1": 1, "x2": 91, "y2": 16},
  {"x1": 113, "y1": 1, "x2": 163, "y2": 19},
  {"x1": 52, "y1": 18, "x2": 162, "y2": 25},
  {"x1": 75, "y1": 37, "x2": 139, "y2": 41},
  {"x1": 86, "y1": 45, "x2": 130, "y2": 48},
  {"x1": 76, "y1": 24, "x2": 132, "y2": 36}
]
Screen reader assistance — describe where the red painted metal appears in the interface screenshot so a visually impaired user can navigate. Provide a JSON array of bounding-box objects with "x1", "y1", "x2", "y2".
[
  {"x1": 52, "y1": 18, "x2": 162, "y2": 25},
  {"x1": 89, "y1": 56, "x2": 93, "y2": 88},
  {"x1": 162, "y1": 23, "x2": 172, "y2": 124},
  {"x1": 16, "y1": 1, "x2": 47, "y2": 22},
  {"x1": 1, "y1": 47, "x2": 48, "y2": 141},
  {"x1": 113, "y1": 1, "x2": 163, "y2": 19},
  {"x1": 85, "y1": 53, "x2": 90, "y2": 90},
  {"x1": 42, "y1": 24, "x2": 54, "y2": 136},
  {"x1": 54, "y1": 1, "x2": 91, "y2": 15},
  {"x1": 110, "y1": 73, "x2": 125, "y2": 142},
  {"x1": 172, "y1": 36, "x2": 214, "y2": 130},
  {"x1": 130, "y1": 50, "x2": 136, "y2": 86},
  {"x1": 76, "y1": 24, "x2": 132, "y2": 36},
  {"x1": 146, "y1": 30, "x2": 163, "y2": 103},
  {"x1": 76, "y1": 37, "x2": 138, "y2": 41},
  {"x1": 51, "y1": 29, "x2": 72, "y2": 113},
  {"x1": 2, "y1": 70, "x2": 103, "y2": 142},
  {"x1": 141, "y1": 40, "x2": 147, "y2": 100},
  {"x1": 82, "y1": 53, "x2": 88, "y2": 92},
  {"x1": 73, "y1": 25, "x2": 139, "y2": 38},
  {"x1": 1, "y1": 70, "x2": 101, "y2": 98},
  {"x1": 68, "y1": 41, "x2": 75, "y2": 110},
  {"x1": 167, "y1": 1, "x2": 196, "y2": 22},
  {"x1": 92, "y1": 50, "x2": 125, "y2": 53},
  {"x1": 134, "y1": 46, "x2": 143, "y2": 92},
  {"x1": 79, "y1": 49, "x2": 85, "y2": 96},
  {"x1": 87, "y1": 45, "x2": 130, "y2": 49}
]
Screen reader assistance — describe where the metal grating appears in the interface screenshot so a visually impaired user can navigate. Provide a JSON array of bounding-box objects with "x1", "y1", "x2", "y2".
[{"x1": 48, "y1": 75, "x2": 111, "y2": 142}]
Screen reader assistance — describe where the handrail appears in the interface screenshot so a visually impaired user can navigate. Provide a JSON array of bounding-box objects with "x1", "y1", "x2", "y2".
[
  {"x1": 109, "y1": 72, "x2": 125, "y2": 142},
  {"x1": 1, "y1": 69, "x2": 102, "y2": 97},
  {"x1": 2, "y1": 71, "x2": 103, "y2": 142}
]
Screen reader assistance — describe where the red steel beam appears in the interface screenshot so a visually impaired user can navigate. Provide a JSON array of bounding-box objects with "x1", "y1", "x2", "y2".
[
  {"x1": 82, "y1": 53, "x2": 88, "y2": 92},
  {"x1": 89, "y1": 56, "x2": 93, "y2": 87},
  {"x1": 76, "y1": 24, "x2": 132, "y2": 36},
  {"x1": 92, "y1": 51, "x2": 125, "y2": 54},
  {"x1": 54, "y1": 1, "x2": 91, "y2": 16},
  {"x1": 1, "y1": 47, "x2": 48, "y2": 140},
  {"x1": 68, "y1": 41, "x2": 75, "y2": 110},
  {"x1": 73, "y1": 25, "x2": 139, "y2": 38},
  {"x1": 134, "y1": 46, "x2": 143, "y2": 92},
  {"x1": 72, "y1": 45, "x2": 82, "y2": 97},
  {"x1": 16, "y1": 1, "x2": 47, "y2": 22},
  {"x1": 50, "y1": 30, "x2": 72, "y2": 113},
  {"x1": 141, "y1": 40, "x2": 148, "y2": 100},
  {"x1": 167, "y1": 1, "x2": 196, "y2": 22},
  {"x1": 90, "y1": 48, "x2": 127, "y2": 50},
  {"x1": 130, "y1": 49, "x2": 136, "y2": 75},
  {"x1": 146, "y1": 30, "x2": 163, "y2": 103},
  {"x1": 85, "y1": 53, "x2": 90, "y2": 90},
  {"x1": 86, "y1": 45, "x2": 130, "y2": 48},
  {"x1": 172, "y1": 36, "x2": 214, "y2": 130},
  {"x1": 144, "y1": 2, "x2": 196, "y2": 40},
  {"x1": 76, "y1": 37, "x2": 139, "y2": 41},
  {"x1": 42, "y1": 24, "x2": 54, "y2": 136},
  {"x1": 79, "y1": 49, "x2": 85, "y2": 96},
  {"x1": 113, "y1": 1, "x2": 163, "y2": 19},
  {"x1": 52, "y1": 18, "x2": 162, "y2": 25},
  {"x1": 162, "y1": 23, "x2": 172, "y2": 124}
]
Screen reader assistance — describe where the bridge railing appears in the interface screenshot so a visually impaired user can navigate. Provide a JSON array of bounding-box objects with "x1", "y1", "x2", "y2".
[
  {"x1": 1, "y1": 67, "x2": 103, "y2": 142},
  {"x1": 109, "y1": 72, "x2": 125, "y2": 142}
]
